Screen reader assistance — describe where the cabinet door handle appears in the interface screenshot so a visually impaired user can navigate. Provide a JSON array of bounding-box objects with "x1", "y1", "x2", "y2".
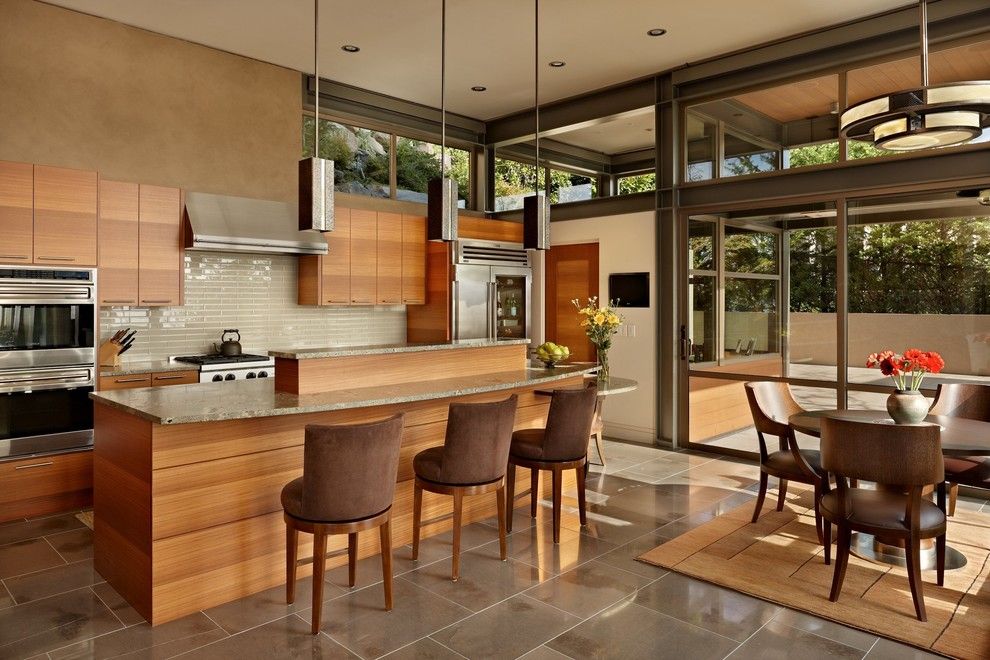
[
  {"x1": 103, "y1": 299, "x2": 136, "y2": 304},
  {"x1": 14, "y1": 461, "x2": 54, "y2": 470},
  {"x1": 351, "y1": 299, "x2": 372, "y2": 303},
  {"x1": 114, "y1": 377, "x2": 148, "y2": 383},
  {"x1": 37, "y1": 256, "x2": 76, "y2": 261},
  {"x1": 141, "y1": 299, "x2": 173, "y2": 304},
  {"x1": 0, "y1": 254, "x2": 29, "y2": 260},
  {"x1": 153, "y1": 374, "x2": 186, "y2": 380}
]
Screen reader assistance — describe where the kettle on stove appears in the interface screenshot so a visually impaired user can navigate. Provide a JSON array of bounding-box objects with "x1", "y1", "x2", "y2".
[{"x1": 214, "y1": 329, "x2": 242, "y2": 357}]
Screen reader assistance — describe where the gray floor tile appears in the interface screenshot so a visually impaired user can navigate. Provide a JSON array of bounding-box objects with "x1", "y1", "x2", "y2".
[
  {"x1": 382, "y1": 637, "x2": 466, "y2": 659},
  {"x1": 502, "y1": 524, "x2": 617, "y2": 576},
  {"x1": 45, "y1": 528, "x2": 93, "y2": 563},
  {"x1": 48, "y1": 611, "x2": 221, "y2": 659},
  {"x1": 0, "y1": 513, "x2": 86, "y2": 547},
  {"x1": 634, "y1": 572, "x2": 780, "y2": 642},
  {"x1": 315, "y1": 577, "x2": 471, "y2": 658},
  {"x1": 772, "y1": 607, "x2": 878, "y2": 652},
  {"x1": 594, "y1": 530, "x2": 672, "y2": 579},
  {"x1": 0, "y1": 583, "x2": 14, "y2": 609},
  {"x1": 558, "y1": 507, "x2": 663, "y2": 546},
  {"x1": 525, "y1": 560, "x2": 653, "y2": 618},
  {"x1": 430, "y1": 594, "x2": 581, "y2": 660},
  {"x1": 0, "y1": 587, "x2": 123, "y2": 658},
  {"x1": 547, "y1": 600, "x2": 739, "y2": 660},
  {"x1": 204, "y1": 576, "x2": 346, "y2": 635},
  {"x1": 91, "y1": 582, "x2": 145, "y2": 627},
  {"x1": 4, "y1": 559, "x2": 101, "y2": 604},
  {"x1": 180, "y1": 614, "x2": 356, "y2": 659},
  {"x1": 727, "y1": 619, "x2": 863, "y2": 659},
  {"x1": 325, "y1": 539, "x2": 452, "y2": 591},
  {"x1": 518, "y1": 646, "x2": 572, "y2": 659},
  {"x1": 864, "y1": 637, "x2": 944, "y2": 659},
  {"x1": 0, "y1": 537, "x2": 66, "y2": 580},
  {"x1": 117, "y1": 628, "x2": 229, "y2": 659}
]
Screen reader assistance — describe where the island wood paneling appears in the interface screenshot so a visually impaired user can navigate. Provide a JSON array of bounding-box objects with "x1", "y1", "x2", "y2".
[
  {"x1": 0, "y1": 160, "x2": 34, "y2": 264},
  {"x1": 98, "y1": 180, "x2": 140, "y2": 305},
  {"x1": 33, "y1": 165, "x2": 98, "y2": 266},
  {"x1": 138, "y1": 185, "x2": 182, "y2": 306},
  {"x1": 349, "y1": 209, "x2": 378, "y2": 304},
  {"x1": 376, "y1": 211, "x2": 402, "y2": 304}
]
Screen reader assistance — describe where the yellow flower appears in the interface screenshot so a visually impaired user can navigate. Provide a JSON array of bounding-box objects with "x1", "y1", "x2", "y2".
[
  {"x1": 580, "y1": 319, "x2": 590, "y2": 327},
  {"x1": 594, "y1": 313, "x2": 606, "y2": 325},
  {"x1": 607, "y1": 313, "x2": 619, "y2": 325}
]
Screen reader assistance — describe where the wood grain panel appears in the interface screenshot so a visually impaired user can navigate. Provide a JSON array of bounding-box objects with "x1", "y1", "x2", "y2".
[
  {"x1": 0, "y1": 450, "x2": 92, "y2": 523},
  {"x1": 0, "y1": 160, "x2": 34, "y2": 264},
  {"x1": 139, "y1": 185, "x2": 182, "y2": 306},
  {"x1": 405, "y1": 241, "x2": 452, "y2": 343},
  {"x1": 151, "y1": 370, "x2": 199, "y2": 386},
  {"x1": 99, "y1": 373, "x2": 152, "y2": 391},
  {"x1": 376, "y1": 211, "x2": 402, "y2": 304},
  {"x1": 323, "y1": 206, "x2": 351, "y2": 304},
  {"x1": 349, "y1": 209, "x2": 377, "y2": 304},
  {"x1": 98, "y1": 180, "x2": 140, "y2": 305},
  {"x1": 546, "y1": 242, "x2": 599, "y2": 362},
  {"x1": 33, "y1": 165, "x2": 98, "y2": 265},
  {"x1": 296, "y1": 255, "x2": 322, "y2": 305},
  {"x1": 401, "y1": 214, "x2": 427, "y2": 305},
  {"x1": 459, "y1": 217, "x2": 523, "y2": 243}
]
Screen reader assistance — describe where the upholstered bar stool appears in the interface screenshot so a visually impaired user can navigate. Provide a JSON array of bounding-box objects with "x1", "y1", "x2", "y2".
[
  {"x1": 282, "y1": 414, "x2": 404, "y2": 634},
  {"x1": 506, "y1": 382, "x2": 598, "y2": 543},
  {"x1": 929, "y1": 383, "x2": 990, "y2": 515},
  {"x1": 411, "y1": 395, "x2": 518, "y2": 581}
]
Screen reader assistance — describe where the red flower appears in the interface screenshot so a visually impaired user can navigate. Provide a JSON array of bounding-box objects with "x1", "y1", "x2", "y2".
[
  {"x1": 879, "y1": 356, "x2": 901, "y2": 376},
  {"x1": 866, "y1": 350, "x2": 894, "y2": 368},
  {"x1": 922, "y1": 351, "x2": 945, "y2": 374}
]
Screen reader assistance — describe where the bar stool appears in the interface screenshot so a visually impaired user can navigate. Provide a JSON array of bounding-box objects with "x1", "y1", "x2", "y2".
[
  {"x1": 282, "y1": 414, "x2": 404, "y2": 634},
  {"x1": 506, "y1": 382, "x2": 598, "y2": 543},
  {"x1": 411, "y1": 395, "x2": 518, "y2": 581}
]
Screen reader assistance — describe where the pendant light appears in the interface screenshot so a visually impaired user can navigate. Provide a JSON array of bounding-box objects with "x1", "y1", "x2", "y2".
[
  {"x1": 840, "y1": 0, "x2": 989, "y2": 152},
  {"x1": 299, "y1": 0, "x2": 334, "y2": 232},
  {"x1": 427, "y1": 0, "x2": 458, "y2": 242},
  {"x1": 523, "y1": 0, "x2": 549, "y2": 251}
]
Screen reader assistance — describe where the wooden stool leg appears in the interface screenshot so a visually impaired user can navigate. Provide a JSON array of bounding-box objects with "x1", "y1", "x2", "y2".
[
  {"x1": 412, "y1": 482, "x2": 423, "y2": 560},
  {"x1": 286, "y1": 521, "x2": 298, "y2": 604},
  {"x1": 823, "y1": 519, "x2": 832, "y2": 565},
  {"x1": 347, "y1": 532, "x2": 358, "y2": 588},
  {"x1": 530, "y1": 468, "x2": 539, "y2": 518},
  {"x1": 576, "y1": 464, "x2": 587, "y2": 526},
  {"x1": 594, "y1": 432, "x2": 606, "y2": 467},
  {"x1": 948, "y1": 482, "x2": 958, "y2": 517},
  {"x1": 752, "y1": 471, "x2": 768, "y2": 523},
  {"x1": 380, "y1": 517, "x2": 393, "y2": 611},
  {"x1": 451, "y1": 490, "x2": 464, "y2": 581},
  {"x1": 812, "y1": 484, "x2": 824, "y2": 545},
  {"x1": 496, "y1": 484, "x2": 507, "y2": 561},
  {"x1": 936, "y1": 531, "x2": 946, "y2": 587},
  {"x1": 905, "y1": 535, "x2": 927, "y2": 622},
  {"x1": 552, "y1": 466, "x2": 562, "y2": 544},
  {"x1": 776, "y1": 478, "x2": 789, "y2": 511},
  {"x1": 311, "y1": 528, "x2": 328, "y2": 635},
  {"x1": 829, "y1": 524, "x2": 851, "y2": 603},
  {"x1": 505, "y1": 464, "x2": 516, "y2": 532}
]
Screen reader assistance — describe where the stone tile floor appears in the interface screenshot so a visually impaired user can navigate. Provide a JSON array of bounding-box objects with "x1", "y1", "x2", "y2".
[{"x1": 2, "y1": 440, "x2": 986, "y2": 659}]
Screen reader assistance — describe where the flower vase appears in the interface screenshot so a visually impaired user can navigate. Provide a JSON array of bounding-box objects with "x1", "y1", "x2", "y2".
[
  {"x1": 596, "y1": 349, "x2": 609, "y2": 382},
  {"x1": 886, "y1": 389, "x2": 928, "y2": 424}
]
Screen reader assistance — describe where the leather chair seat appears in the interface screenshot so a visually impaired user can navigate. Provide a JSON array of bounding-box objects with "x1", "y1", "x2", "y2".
[
  {"x1": 412, "y1": 446, "x2": 501, "y2": 486},
  {"x1": 764, "y1": 449, "x2": 823, "y2": 478},
  {"x1": 280, "y1": 477, "x2": 309, "y2": 522},
  {"x1": 509, "y1": 428, "x2": 584, "y2": 463},
  {"x1": 820, "y1": 489, "x2": 946, "y2": 535},
  {"x1": 943, "y1": 456, "x2": 990, "y2": 488}
]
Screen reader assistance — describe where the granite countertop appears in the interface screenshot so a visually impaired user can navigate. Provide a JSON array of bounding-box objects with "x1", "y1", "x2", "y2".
[
  {"x1": 89, "y1": 363, "x2": 597, "y2": 425},
  {"x1": 99, "y1": 360, "x2": 198, "y2": 377},
  {"x1": 268, "y1": 338, "x2": 531, "y2": 360}
]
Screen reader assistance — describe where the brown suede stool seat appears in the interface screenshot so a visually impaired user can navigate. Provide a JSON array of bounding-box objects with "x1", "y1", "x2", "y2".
[
  {"x1": 506, "y1": 381, "x2": 598, "y2": 543},
  {"x1": 819, "y1": 417, "x2": 947, "y2": 622},
  {"x1": 929, "y1": 383, "x2": 990, "y2": 515},
  {"x1": 282, "y1": 414, "x2": 404, "y2": 634},
  {"x1": 411, "y1": 395, "x2": 518, "y2": 581}
]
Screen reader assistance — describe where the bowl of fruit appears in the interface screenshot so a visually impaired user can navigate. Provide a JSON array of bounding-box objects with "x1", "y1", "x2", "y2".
[{"x1": 534, "y1": 342, "x2": 570, "y2": 368}]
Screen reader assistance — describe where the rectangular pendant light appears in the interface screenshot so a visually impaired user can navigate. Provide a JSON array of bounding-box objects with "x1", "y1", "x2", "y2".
[
  {"x1": 428, "y1": 176, "x2": 458, "y2": 242},
  {"x1": 298, "y1": 156, "x2": 334, "y2": 232},
  {"x1": 523, "y1": 192, "x2": 549, "y2": 250}
]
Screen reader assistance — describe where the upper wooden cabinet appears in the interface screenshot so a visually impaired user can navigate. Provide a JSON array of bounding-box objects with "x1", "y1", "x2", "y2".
[
  {"x1": 34, "y1": 165, "x2": 98, "y2": 266},
  {"x1": 349, "y1": 209, "x2": 378, "y2": 305},
  {"x1": 377, "y1": 212, "x2": 402, "y2": 305},
  {"x1": 401, "y1": 214, "x2": 427, "y2": 305},
  {"x1": 0, "y1": 161, "x2": 34, "y2": 264},
  {"x1": 323, "y1": 207, "x2": 351, "y2": 304},
  {"x1": 98, "y1": 180, "x2": 140, "y2": 305},
  {"x1": 138, "y1": 185, "x2": 182, "y2": 306}
]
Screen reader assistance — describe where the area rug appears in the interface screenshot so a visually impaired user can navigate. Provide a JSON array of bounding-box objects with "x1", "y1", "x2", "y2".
[
  {"x1": 637, "y1": 486, "x2": 990, "y2": 659},
  {"x1": 76, "y1": 510, "x2": 94, "y2": 530}
]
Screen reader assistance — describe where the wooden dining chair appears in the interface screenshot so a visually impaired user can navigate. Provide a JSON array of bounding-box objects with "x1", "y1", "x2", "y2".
[
  {"x1": 929, "y1": 383, "x2": 990, "y2": 515},
  {"x1": 819, "y1": 417, "x2": 946, "y2": 622},
  {"x1": 744, "y1": 381, "x2": 826, "y2": 543}
]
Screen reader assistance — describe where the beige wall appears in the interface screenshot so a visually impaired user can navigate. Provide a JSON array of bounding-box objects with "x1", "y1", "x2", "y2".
[{"x1": 0, "y1": 0, "x2": 300, "y2": 201}]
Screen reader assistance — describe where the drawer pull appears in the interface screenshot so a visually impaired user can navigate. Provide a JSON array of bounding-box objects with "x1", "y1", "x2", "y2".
[
  {"x1": 114, "y1": 377, "x2": 148, "y2": 383},
  {"x1": 0, "y1": 254, "x2": 29, "y2": 260},
  {"x1": 14, "y1": 461, "x2": 54, "y2": 470},
  {"x1": 153, "y1": 374, "x2": 186, "y2": 380},
  {"x1": 141, "y1": 299, "x2": 173, "y2": 304},
  {"x1": 103, "y1": 299, "x2": 136, "y2": 304},
  {"x1": 37, "y1": 256, "x2": 75, "y2": 262},
  {"x1": 352, "y1": 299, "x2": 372, "y2": 303}
]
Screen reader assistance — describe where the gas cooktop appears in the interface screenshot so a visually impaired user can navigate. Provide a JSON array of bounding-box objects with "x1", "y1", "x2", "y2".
[{"x1": 174, "y1": 353, "x2": 271, "y2": 366}]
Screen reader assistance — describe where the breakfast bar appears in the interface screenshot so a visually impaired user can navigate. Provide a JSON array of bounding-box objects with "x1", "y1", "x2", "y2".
[{"x1": 90, "y1": 340, "x2": 594, "y2": 625}]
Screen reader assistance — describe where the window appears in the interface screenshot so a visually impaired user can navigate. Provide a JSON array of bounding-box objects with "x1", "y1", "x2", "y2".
[
  {"x1": 494, "y1": 156, "x2": 539, "y2": 211},
  {"x1": 685, "y1": 112, "x2": 716, "y2": 182},
  {"x1": 302, "y1": 116, "x2": 389, "y2": 197},
  {"x1": 549, "y1": 169, "x2": 597, "y2": 204},
  {"x1": 722, "y1": 131, "x2": 779, "y2": 177},
  {"x1": 616, "y1": 173, "x2": 656, "y2": 195},
  {"x1": 395, "y1": 137, "x2": 469, "y2": 208}
]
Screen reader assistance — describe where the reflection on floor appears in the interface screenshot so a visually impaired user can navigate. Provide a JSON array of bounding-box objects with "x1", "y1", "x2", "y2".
[{"x1": 2, "y1": 440, "x2": 983, "y2": 659}]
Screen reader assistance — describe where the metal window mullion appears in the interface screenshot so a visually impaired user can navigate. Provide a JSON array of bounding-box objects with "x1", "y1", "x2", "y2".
[
  {"x1": 388, "y1": 133, "x2": 398, "y2": 199},
  {"x1": 781, "y1": 231, "x2": 791, "y2": 377},
  {"x1": 716, "y1": 219, "x2": 726, "y2": 365},
  {"x1": 837, "y1": 196, "x2": 849, "y2": 409},
  {"x1": 722, "y1": 271, "x2": 781, "y2": 281}
]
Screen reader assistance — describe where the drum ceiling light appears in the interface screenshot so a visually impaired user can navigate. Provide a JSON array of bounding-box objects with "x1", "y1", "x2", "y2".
[{"x1": 840, "y1": 0, "x2": 990, "y2": 152}]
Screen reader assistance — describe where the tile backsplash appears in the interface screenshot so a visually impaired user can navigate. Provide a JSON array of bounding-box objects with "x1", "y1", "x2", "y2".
[{"x1": 100, "y1": 252, "x2": 406, "y2": 362}]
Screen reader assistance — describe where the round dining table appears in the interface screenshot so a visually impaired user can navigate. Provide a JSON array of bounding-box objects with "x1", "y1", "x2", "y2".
[{"x1": 788, "y1": 408, "x2": 989, "y2": 571}]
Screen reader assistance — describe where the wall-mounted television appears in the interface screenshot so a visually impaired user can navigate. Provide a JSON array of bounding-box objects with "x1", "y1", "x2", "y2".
[{"x1": 608, "y1": 272, "x2": 650, "y2": 308}]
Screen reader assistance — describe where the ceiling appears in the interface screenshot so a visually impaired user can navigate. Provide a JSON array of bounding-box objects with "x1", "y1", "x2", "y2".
[
  {"x1": 44, "y1": 0, "x2": 914, "y2": 121},
  {"x1": 551, "y1": 108, "x2": 655, "y2": 156}
]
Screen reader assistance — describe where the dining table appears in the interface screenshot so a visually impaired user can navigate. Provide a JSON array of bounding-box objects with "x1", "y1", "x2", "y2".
[{"x1": 788, "y1": 408, "x2": 990, "y2": 571}]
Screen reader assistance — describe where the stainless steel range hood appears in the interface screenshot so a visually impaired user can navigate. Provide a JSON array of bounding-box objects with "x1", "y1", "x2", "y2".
[{"x1": 184, "y1": 191, "x2": 329, "y2": 255}]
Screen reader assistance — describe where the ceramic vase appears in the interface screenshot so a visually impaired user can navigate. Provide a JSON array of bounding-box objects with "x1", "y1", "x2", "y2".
[{"x1": 886, "y1": 389, "x2": 928, "y2": 424}]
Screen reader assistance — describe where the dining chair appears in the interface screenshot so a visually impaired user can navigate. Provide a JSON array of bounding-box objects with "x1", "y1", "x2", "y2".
[
  {"x1": 929, "y1": 383, "x2": 990, "y2": 515},
  {"x1": 819, "y1": 417, "x2": 946, "y2": 622},
  {"x1": 282, "y1": 414, "x2": 404, "y2": 634},
  {"x1": 744, "y1": 381, "x2": 825, "y2": 543}
]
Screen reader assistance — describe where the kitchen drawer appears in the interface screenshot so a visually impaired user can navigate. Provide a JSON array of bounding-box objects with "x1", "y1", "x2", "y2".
[
  {"x1": 151, "y1": 370, "x2": 199, "y2": 386},
  {"x1": 0, "y1": 450, "x2": 93, "y2": 522},
  {"x1": 100, "y1": 373, "x2": 152, "y2": 390}
]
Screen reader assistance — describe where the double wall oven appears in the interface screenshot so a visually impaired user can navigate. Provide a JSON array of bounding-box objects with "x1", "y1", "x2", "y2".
[{"x1": 0, "y1": 266, "x2": 96, "y2": 458}]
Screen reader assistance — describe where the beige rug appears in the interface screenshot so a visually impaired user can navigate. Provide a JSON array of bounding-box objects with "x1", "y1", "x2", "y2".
[
  {"x1": 637, "y1": 486, "x2": 990, "y2": 659},
  {"x1": 76, "y1": 510, "x2": 94, "y2": 530}
]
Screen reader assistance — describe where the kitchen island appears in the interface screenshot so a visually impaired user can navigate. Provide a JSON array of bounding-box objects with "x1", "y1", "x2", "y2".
[{"x1": 90, "y1": 339, "x2": 594, "y2": 625}]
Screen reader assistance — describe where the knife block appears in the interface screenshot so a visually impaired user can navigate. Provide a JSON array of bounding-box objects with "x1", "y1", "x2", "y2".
[{"x1": 99, "y1": 340, "x2": 123, "y2": 368}]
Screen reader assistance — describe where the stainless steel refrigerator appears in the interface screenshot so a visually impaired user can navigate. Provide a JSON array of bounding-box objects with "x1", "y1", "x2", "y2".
[{"x1": 451, "y1": 240, "x2": 532, "y2": 341}]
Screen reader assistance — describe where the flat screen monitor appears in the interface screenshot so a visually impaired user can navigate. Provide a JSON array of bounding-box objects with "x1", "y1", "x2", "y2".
[{"x1": 608, "y1": 272, "x2": 649, "y2": 308}]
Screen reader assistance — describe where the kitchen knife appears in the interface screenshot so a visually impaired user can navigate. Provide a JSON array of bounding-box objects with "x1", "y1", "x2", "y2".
[
  {"x1": 111, "y1": 328, "x2": 127, "y2": 343},
  {"x1": 118, "y1": 340, "x2": 134, "y2": 355},
  {"x1": 119, "y1": 330, "x2": 137, "y2": 346}
]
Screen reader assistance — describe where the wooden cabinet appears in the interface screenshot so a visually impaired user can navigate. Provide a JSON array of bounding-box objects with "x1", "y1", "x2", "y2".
[
  {"x1": 99, "y1": 369, "x2": 198, "y2": 391},
  {"x1": 151, "y1": 370, "x2": 199, "y2": 386},
  {"x1": 377, "y1": 212, "x2": 402, "y2": 304},
  {"x1": 0, "y1": 160, "x2": 34, "y2": 264},
  {"x1": 0, "y1": 450, "x2": 93, "y2": 523},
  {"x1": 401, "y1": 214, "x2": 427, "y2": 305},
  {"x1": 33, "y1": 165, "x2": 98, "y2": 266},
  {"x1": 323, "y1": 207, "x2": 351, "y2": 304},
  {"x1": 349, "y1": 209, "x2": 378, "y2": 305},
  {"x1": 138, "y1": 185, "x2": 182, "y2": 306},
  {"x1": 98, "y1": 180, "x2": 140, "y2": 305}
]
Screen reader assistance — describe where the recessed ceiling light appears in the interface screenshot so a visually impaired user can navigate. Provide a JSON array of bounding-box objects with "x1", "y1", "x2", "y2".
[
  {"x1": 647, "y1": 28, "x2": 667, "y2": 37},
  {"x1": 548, "y1": 61, "x2": 566, "y2": 68},
  {"x1": 471, "y1": 86, "x2": 487, "y2": 92},
  {"x1": 341, "y1": 44, "x2": 360, "y2": 53}
]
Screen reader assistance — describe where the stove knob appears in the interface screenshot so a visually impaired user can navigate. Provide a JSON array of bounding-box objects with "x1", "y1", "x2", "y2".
[
  {"x1": 246, "y1": 372, "x2": 256, "y2": 379},
  {"x1": 224, "y1": 373, "x2": 236, "y2": 381},
  {"x1": 258, "y1": 371, "x2": 269, "y2": 378},
  {"x1": 212, "y1": 374, "x2": 223, "y2": 382}
]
